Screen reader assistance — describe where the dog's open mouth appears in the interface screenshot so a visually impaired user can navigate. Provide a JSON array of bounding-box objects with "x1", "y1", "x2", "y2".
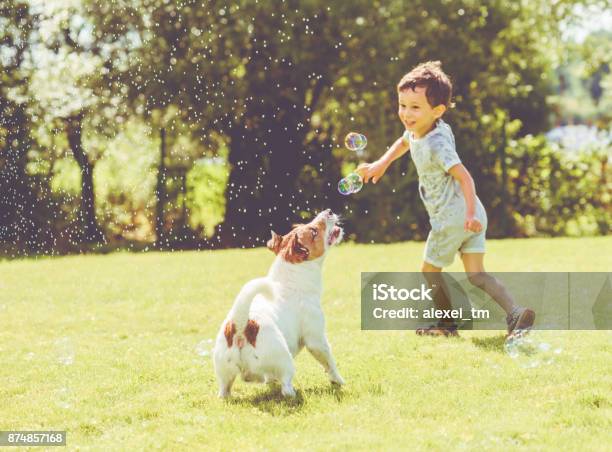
[{"x1": 328, "y1": 226, "x2": 342, "y2": 246}]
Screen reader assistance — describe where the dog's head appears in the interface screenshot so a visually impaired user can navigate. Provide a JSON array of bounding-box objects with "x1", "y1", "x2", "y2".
[{"x1": 267, "y1": 209, "x2": 343, "y2": 264}]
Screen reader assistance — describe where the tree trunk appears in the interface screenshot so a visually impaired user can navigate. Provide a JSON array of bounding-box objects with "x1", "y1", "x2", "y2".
[
  {"x1": 65, "y1": 113, "x2": 105, "y2": 244},
  {"x1": 155, "y1": 127, "x2": 167, "y2": 247},
  {"x1": 265, "y1": 113, "x2": 306, "y2": 235},
  {"x1": 213, "y1": 127, "x2": 265, "y2": 247},
  {"x1": 0, "y1": 103, "x2": 41, "y2": 250},
  {"x1": 212, "y1": 21, "x2": 334, "y2": 248},
  {"x1": 214, "y1": 97, "x2": 312, "y2": 248}
]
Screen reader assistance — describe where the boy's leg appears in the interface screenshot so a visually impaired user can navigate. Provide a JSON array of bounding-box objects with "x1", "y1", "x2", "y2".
[
  {"x1": 461, "y1": 253, "x2": 534, "y2": 333},
  {"x1": 460, "y1": 253, "x2": 516, "y2": 313},
  {"x1": 417, "y1": 261, "x2": 458, "y2": 336},
  {"x1": 421, "y1": 262, "x2": 452, "y2": 311}
]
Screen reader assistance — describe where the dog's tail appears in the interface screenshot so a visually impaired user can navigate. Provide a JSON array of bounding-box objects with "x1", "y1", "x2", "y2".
[{"x1": 229, "y1": 277, "x2": 275, "y2": 331}]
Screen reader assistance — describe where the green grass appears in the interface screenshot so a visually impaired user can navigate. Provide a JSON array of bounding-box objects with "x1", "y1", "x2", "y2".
[{"x1": 1, "y1": 237, "x2": 611, "y2": 451}]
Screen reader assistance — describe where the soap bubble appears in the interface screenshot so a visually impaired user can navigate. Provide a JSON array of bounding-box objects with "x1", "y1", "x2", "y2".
[
  {"x1": 55, "y1": 337, "x2": 75, "y2": 366},
  {"x1": 337, "y1": 178, "x2": 353, "y2": 195},
  {"x1": 504, "y1": 330, "x2": 563, "y2": 368},
  {"x1": 55, "y1": 386, "x2": 72, "y2": 409},
  {"x1": 338, "y1": 172, "x2": 364, "y2": 195},
  {"x1": 195, "y1": 338, "x2": 214, "y2": 357},
  {"x1": 344, "y1": 132, "x2": 367, "y2": 152},
  {"x1": 345, "y1": 172, "x2": 363, "y2": 193}
]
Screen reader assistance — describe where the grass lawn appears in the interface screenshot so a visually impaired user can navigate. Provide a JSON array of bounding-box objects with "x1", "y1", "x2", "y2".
[{"x1": 1, "y1": 236, "x2": 611, "y2": 450}]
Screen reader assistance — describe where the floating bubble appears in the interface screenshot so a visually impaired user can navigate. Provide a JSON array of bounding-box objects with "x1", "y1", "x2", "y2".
[
  {"x1": 484, "y1": 358, "x2": 502, "y2": 372},
  {"x1": 338, "y1": 172, "x2": 364, "y2": 195},
  {"x1": 195, "y1": 338, "x2": 214, "y2": 358},
  {"x1": 55, "y1": 337, "x2": 75, "y2": 366},
  {"x1": 344, "y1": 132, "x2": 367, "y2": 152},
  {"x1": 337, "y1": 178, "x2": 353, "y2": 195},
  {"x1": 55, "y1": 387, "x2": 72, "y2": 409},
  {"x1": 345, "y1": 172, "x2": 363, "y2": 193},
  {"x1": 504, "y1": 330, "x2": 562, "y2": 368}
]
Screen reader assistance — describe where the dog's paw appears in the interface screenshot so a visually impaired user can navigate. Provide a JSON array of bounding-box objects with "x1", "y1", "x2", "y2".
[
  {"x1": 218, "y1": 390, "x2": 231, "y2": 399},
  {"x1": 330, "y1": 373, "x2": 345, "y2": 386},
  {"x1": 281, "y1": 384, "x2": 297, "y2": 398}
]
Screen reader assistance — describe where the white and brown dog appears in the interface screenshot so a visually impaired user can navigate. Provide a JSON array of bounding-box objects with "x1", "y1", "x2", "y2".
[{"x1": 213, "y1": 209, "x2": 345, "y2": 398}]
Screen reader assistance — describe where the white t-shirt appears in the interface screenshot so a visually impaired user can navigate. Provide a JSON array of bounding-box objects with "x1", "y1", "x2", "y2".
[{"x1": 403, "y1": 119, "x2": 486, "y2": 226}]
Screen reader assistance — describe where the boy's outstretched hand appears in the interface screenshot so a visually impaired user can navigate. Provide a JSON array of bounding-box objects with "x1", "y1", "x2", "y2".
[
  {"x1": 464, "y1": 216, "x2": 483, "y2": 233},
  {"x1": 356, "y1": 161, "x2": 389, "y2": 184}
]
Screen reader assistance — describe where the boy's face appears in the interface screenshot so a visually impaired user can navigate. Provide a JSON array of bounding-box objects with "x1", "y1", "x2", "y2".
[{"x1": 398, "y1": 86, "x2": 446, "y2": 138}]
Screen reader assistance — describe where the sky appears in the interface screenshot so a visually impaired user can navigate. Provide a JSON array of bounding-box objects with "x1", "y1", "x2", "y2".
[{"x1": 562, "y1": 4, "x2": 612, "y2": 42}]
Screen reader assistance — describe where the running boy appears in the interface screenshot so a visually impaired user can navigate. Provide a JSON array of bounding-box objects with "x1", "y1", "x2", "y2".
[{"x1": 358, "y1": 61, "x2": 534, "y2": 337}]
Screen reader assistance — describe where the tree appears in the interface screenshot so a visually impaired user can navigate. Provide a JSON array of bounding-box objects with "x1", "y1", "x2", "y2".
[
  {"x1": 24, "y1": 0, "x2": 129, "y2": 244},
  {"x1": 580, "y1": 31, "x2": 612, "y2": 126},
  {"x1": 85, "y1": 0, "x2": 599, "y2": 248},
  {"x1": 85, "y1": 0, "x2": 375, "y2": 246},
  {"x1": 0, "y1": 1, "x2": 50, "y2": 254}
]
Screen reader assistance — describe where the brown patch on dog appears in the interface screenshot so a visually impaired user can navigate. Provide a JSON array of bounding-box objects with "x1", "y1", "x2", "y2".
[
  {"x1": 282, "y1": 232, "x2": 310, "y2": 263},
  {"x1": 244, "y1": 319, "x2": 260, "y2": 347},
  {"x1": 267, "y1": 231, "x2": 282, "y2": 253},
  {"x1": 224, "y1": 321, "x2": 236, "y2": 347}
]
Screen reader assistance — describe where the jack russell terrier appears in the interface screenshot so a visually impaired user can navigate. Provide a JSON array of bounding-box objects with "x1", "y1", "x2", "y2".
[{"x1": 213, "y1": 209, "x2": 345, "y2": 398}]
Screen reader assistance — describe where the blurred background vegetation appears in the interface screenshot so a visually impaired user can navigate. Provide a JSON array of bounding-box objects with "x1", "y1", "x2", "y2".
[{"x1": 1, "y1": 0, "x2": 610, "y2": 256}]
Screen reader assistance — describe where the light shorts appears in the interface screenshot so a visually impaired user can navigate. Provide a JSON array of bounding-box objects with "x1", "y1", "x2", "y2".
[{"x1": 423, "y1": 208, "x2": 487, "y2": 268}]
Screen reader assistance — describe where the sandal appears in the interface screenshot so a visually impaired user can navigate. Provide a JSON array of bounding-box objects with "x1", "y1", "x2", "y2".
[
  {"x1": 506, "y1": 307, "x2": 535, "y2": 336},
  {"x1": 416, "y1": 323, "x2": 459, "y2": 337}
]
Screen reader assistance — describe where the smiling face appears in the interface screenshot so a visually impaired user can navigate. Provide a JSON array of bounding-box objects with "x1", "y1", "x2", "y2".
[
  {"x1": 398, "y1": 86, "x2": 446, "y2": 139},
  {"x1": 267, "y1": 210, "x2": 343, "y2": 263}
]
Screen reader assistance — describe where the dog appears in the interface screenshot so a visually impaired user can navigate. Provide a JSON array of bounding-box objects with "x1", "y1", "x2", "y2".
[{"x1": 213, "y1": 209, "x2": 345, "y2": 398}]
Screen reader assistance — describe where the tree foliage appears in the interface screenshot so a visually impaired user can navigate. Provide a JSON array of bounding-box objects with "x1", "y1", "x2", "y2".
[{"x1": 1, "y1": 0, "x2": 609, "y2": 255}]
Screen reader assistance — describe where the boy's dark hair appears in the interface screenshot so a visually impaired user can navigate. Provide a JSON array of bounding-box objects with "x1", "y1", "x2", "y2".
[{"x1": 397, "y1": 61, "x2": 452, "y2": 108}]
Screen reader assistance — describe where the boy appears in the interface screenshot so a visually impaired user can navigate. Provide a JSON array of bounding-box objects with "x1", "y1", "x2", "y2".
[{"x1": 358, "y1": 61, "x2": 535, "y2": 337}]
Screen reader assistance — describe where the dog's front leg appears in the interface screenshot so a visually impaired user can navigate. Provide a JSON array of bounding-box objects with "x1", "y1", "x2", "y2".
[{"x1": 305, "y1": 337, "x2": 345, "y2": 386}]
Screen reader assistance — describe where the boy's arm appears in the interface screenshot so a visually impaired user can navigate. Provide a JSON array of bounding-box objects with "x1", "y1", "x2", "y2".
[
  {"x1": 358, "y1": 136, "x2": 410, "y2": 184},
  {"x1": 379, "y1": 135, "x2": 411, "y2": 167},
  {"x1": 448, "y1": 164, "x2": 483, "y2": 232}
]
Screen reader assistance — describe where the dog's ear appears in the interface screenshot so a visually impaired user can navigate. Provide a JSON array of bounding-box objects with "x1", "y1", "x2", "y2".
[
  {"x1": 267, "y1": 231, "x2": 282, "y2": 254},
  {"x1": 283, "y1": 232, "x2": 309, "y2": 263}
]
